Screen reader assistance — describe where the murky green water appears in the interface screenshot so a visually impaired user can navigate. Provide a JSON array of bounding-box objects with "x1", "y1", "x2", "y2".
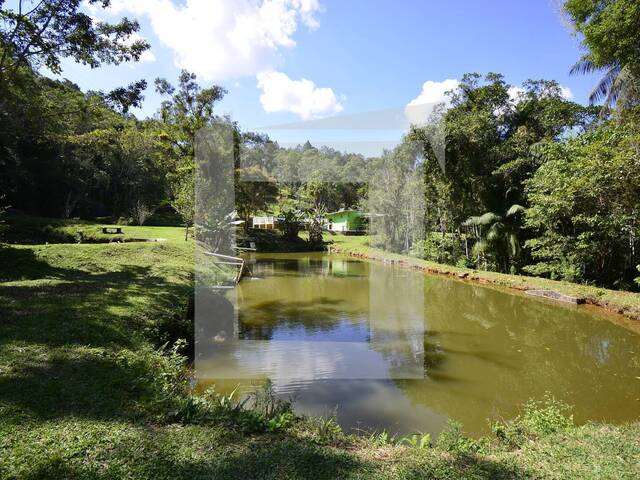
[{"x1": 198, "y1": 253, "x2": 640, "y2": 436}]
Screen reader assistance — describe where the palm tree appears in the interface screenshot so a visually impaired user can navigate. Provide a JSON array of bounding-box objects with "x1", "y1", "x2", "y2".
[
  {"x1": 463, "y1": 204, "x2": 525, "y2": 272},
  {"x1": 570, "y1": 57, "x2": 640, "y2": 111}
]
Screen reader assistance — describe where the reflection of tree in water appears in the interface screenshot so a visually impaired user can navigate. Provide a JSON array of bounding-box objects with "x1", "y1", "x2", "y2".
[
  {"x1": 237, "y1": 256, "x2": 371, "y2": 340},
  {"x1": 249, "y1": 256, "x2": 368, "y2": 279},
  {"x1": 390, "y1": 277, "x2": 640, "y2": 434},
  {"x1": 238, "y1": 297, "x2": 369, "y2": 340},
  {"x1": 366, "y1": 264, "x2": 427, "y2": 376}
]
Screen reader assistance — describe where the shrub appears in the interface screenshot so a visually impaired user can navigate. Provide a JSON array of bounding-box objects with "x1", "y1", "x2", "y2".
[
  {"x1": 368, "y1": 430, "x2": 394, "y2": 447},
  {"x1": 436, "y1": 421, "x2": 486, "y2": 455},
  {"x1": 249, "y1": 380, "x2": 292, "y2": 420},
  {"x1": 131, "y1": 200, "x2": 154, "y2": 226},
  {"x1": 410, "y1": 234, "x2": 466, "y2": 266},
  {"x1": 493, "y1": 395, "x2": 573, "y2": 449},
  {"x1": 314, "y1": 414, "x2": 343, "y2": 444},
  {"x1": 399, "y1": 433, "x2": 431, "y2": 449}
]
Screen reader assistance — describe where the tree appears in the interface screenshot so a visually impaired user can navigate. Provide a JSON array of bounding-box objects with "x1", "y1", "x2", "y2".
[
  {"x1": 463, "y1": 205, "x2": 525, "y2": 273},
  {"x1": 131, "y1": 199, "x2": 153, "y2": 226},
  {"x1": 278, "y1": 196, "x2": 304, "y2": 242},
  {"x1": 367, "y1": 139, "x2": 425, "y2": 253},
  {"x1": 102, "y1": 80, "x2": 148, "y2": 114},
  {"x1": 0, "y1": 0, "x2": 155, "y2": 219},
  {"x1": 565, "y1": 0, "x2": 640, "y2": 109},
  {"x1": 524, "y1": 111, "x2": 640, "y2": 288},
  {"x1": 235, "y1": 167, "x2": 279, "y2": 230},
  {"x1": 0, "y1": 0, "x2": 149, "y2": 89},
  {"x1": 155, "y1": 71, "x2": 227, "y2": 239},
  {"x1": 155, "y1": 70, "x2": 226, "y2": 160},
  {"x1": 171, "y1": 173, "x2": 195, "y2": 241},
  {"x1": 306, "y1": 204, "x2": 326, "y2": 248},
  {"x1": 410, "y1": 73, "x2": 589, "y2": 265},
  {"x1": 0, "y1": 195, "x2": 7, "y2": 242}
]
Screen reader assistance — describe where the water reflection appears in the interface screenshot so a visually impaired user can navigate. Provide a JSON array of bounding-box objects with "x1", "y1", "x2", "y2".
[{"x1": 196, "y1": 253, "x2": 640, "y2": 436}]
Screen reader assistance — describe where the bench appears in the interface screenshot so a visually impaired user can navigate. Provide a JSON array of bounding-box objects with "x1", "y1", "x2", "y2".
[{"x1": 102, "y1": 227, "x2": 123, "y2": 235}]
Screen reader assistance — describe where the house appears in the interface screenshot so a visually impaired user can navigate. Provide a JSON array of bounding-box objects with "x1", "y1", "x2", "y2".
[
  {"x1": 252, "y1": 216, "x2": 278, "y2": 229},
  {"x1": 324, "y1": 209, "x2": 366, "y2": 234}
]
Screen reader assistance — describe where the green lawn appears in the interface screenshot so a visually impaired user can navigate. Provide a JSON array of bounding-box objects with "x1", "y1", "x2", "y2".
[
  {"x1": 330, "y1": 235, "x2": 640, "y2": 324},
  {"x1": 1, "y1": 220, "x2": 639, "y2": 479},
  {"x1": 1, "y1": 214, "x2": 188, "y2": 244}
]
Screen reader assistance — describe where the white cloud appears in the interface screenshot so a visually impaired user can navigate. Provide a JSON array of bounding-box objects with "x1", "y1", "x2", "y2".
[
  {"x1": 405, "y1": 79, "x2": 458, "y2": 126},
  {"x1": 98, "y1": 0, "x2": 322, "y2": 81},
  {"x1": 560, "y1": 86, "x2": 573, "y2": 100},
  {"x1": 257, "y1": 71, "x2": 343, "y2": 119},
  {"x1": 407, "y1": 79, "x2": 459, "y2": 108}
]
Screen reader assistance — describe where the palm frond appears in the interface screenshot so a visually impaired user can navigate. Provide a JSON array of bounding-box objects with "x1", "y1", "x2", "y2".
[
  {"x1": 570, "y1": 56, "x2": 599, "y2": 76},
  {"x1": 613, "y1": 68, "x2": 640, "y2": 109},
  {"x1": 477, "y1": 212, "x2": 502, "y2": 226},
  {"x1": 508, "y1": 233, "x2": 520, "y2": 257},
  {"x1": 486, "y1": 222, "x2": 504, "y2": 242},
  {"x1": 462, "y1": 215, "x2": 481, "y2": 227},
  {"x1": 506, "y1": 204, "x2": 525, "y2": 217},
  {"x1": 589, "y1": 64, "x2": 622, "y2": 105},
  {"x1": 472, "y1": 239, "x2": 488, "y2": 256}
]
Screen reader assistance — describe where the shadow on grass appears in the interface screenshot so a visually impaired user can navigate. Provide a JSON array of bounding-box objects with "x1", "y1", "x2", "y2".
[
  {"x1": 396, "y1": 452, "x2": 528, "y2": 480},
  {"x1": 22, "y1": 436, "x2": 367, "y2": 480},
  {"x1": 0, "y1": 245, "x2": 77, "y2": 281},
  {"x1": 15, "y1": 429, "x2": 535, "y2": 480},
  {"x1": 0, "y1": 252, "x2": 190, "y2": 349},
  {"x1": 0, "y1": 353, "x2": 166, "y2": 422},
  {"x1": 0, "y1": 245, "x2": 192, "y2": 423}
]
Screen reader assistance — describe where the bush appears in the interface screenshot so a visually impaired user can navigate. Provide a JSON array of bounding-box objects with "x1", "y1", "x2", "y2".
[
  {"x1": 399, "y1": 433, "x2": 431, "y2": 449},
  {"x1": 314, "y1": 414, "x2": 343, "y2": 444},
  {"x1": 436, "y1": 420, "x2": 486, "y2": 455},
  {"x1": 410, "y1": 234, "x2": 467, "y2": 266},
  {"x1": 146, "y1": 295, "x2": 195, "y2": 359},
  {"x1": 493, "y1": 395, "x2": 573, "y2": 449}
]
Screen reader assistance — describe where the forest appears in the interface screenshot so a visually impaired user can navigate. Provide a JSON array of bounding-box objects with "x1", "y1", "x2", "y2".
[{"x1": 1, "y1": 0, "x2": 639, "y2": 293}]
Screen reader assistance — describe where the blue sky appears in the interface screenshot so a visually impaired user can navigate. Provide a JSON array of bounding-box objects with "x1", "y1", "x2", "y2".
[{"x1": 56, "y1": 0, "x2": 598, "y2": 147}]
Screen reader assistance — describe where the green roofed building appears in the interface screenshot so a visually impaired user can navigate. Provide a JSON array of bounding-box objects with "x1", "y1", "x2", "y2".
[{"x1": 324, "y1": 209, "x2": 366, "y2": 234}]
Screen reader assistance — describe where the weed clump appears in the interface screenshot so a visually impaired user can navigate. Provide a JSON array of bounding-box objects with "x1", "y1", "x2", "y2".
[{"x1": 493, "y1": 395, "x2": 573, "y2": 449}]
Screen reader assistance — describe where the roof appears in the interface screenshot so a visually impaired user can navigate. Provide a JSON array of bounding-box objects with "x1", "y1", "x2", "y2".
[{"x1": 324, "y1": 209, "x2": 364, "y2": 217}]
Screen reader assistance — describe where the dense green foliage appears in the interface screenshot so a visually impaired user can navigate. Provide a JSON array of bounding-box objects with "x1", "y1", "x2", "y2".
[
  {"x1": 524, "y1": 112, "x2": 640, "y2": 287},
  {"x1": 565, "y1": 0, "x2": 640, "y2": 107},
  {"x1": 405, "y1": 74, "x2": 608, "y2": 278}
]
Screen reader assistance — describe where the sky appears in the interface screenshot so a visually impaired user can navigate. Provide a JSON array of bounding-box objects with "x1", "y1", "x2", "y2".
[{"x1": 53, "y1": 0, "x2": 599, "y2": 151}]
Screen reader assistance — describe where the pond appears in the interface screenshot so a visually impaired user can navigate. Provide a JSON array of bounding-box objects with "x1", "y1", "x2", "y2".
[{"x1": 196, "y1": 253, "x2": 640, "y2": 437}]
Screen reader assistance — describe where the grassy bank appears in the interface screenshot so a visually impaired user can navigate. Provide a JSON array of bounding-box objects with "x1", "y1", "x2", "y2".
[
  {"x1": 330, "y1": 235, "x2": 640, "y2": 323},
  {"x1": 1, "y1": 220, "x2": 639, "y2": 479}
]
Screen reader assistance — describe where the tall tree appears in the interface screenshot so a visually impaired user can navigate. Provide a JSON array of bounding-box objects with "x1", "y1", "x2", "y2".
[
  {"x1": 0, "y1": 0, "x2": 149, "y2": 89},
  {"x1": 565, "y1": 0, "x2": 640, "y2": 109},
  {"x1": 154, "y1": 70, "x2": 226, "y2": 237}
]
